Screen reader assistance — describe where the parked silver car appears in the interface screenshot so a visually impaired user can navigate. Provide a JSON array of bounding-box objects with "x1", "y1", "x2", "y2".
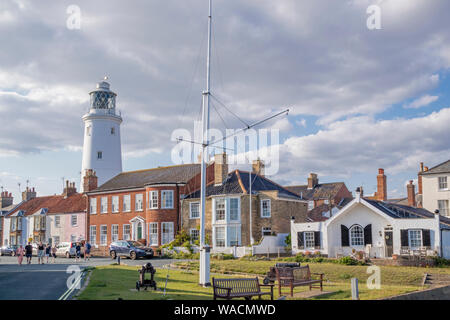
[{"x1": 0, "y1": 246, "x2": 16, "y2": 256}]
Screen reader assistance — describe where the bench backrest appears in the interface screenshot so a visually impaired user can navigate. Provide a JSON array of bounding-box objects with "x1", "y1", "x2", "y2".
[
  {"x1": 212, "y1": 278, "x2": 261, "y2": 295},
  {"x1": 275, "y1": 265, "x2": 311, "y2": 281}
]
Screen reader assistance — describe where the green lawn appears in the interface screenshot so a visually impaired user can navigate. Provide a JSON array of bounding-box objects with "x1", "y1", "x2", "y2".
[
  {"x1": 77, "y1": 265, "x2": 213, "y2": 300},
  {"x1": 76, "y1": 260, "x2": 450, "y2": 300}
]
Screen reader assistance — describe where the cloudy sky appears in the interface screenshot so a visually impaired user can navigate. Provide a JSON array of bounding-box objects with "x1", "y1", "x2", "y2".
[{"x1": 0, "y1": 0, "x2": 449, "y2": 203}]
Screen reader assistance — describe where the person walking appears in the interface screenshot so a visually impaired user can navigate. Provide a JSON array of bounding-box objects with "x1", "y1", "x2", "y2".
[
  {"x1": 45, "y1": 244, "x2": 51, "y2": 263},
  {"x1": 75, "y1": 242, "x2": 81, "y2": 262},
  {"x1": 37, "y1": 242, "x2": 45, "y2": 264},
  {"x1": 16, "y1": 245, "x2": 24, "y2": 266},
  {"x1": 25, "y1": 242, "x2": 33, "y2": 264},
  {"x1": 84, "y1": 241, "x2": 91, "y2": 261},
  {"x1": 51, "y1": 245, "x2": 57, "y2": 263}
]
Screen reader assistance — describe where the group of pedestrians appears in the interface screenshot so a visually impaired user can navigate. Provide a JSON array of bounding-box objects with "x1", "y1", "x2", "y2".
[{"x1": 14, "y1": 241, "x2": 92, "y2": 265}]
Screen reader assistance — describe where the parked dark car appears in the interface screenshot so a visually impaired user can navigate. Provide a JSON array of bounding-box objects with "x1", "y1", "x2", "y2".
[
  {"x1": 109, "y1": 241, "x2": 153, "y2": 260},
  {"x1": 0, "y1": 245, "x2": 17, "y2": 256}
]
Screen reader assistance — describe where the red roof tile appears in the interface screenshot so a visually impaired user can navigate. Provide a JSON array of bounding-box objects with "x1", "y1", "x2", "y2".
[{"x1": 8, "y1": 193, "x2": 86, "y2": 216}]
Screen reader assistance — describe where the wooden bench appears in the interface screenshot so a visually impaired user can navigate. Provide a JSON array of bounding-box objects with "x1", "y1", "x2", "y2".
[
  {"x1": 275, "y1": 265, "x2": 324, "y2": 297},
  {"x1": 212, "y1": 277, "x2": 273, "y2": 300}
]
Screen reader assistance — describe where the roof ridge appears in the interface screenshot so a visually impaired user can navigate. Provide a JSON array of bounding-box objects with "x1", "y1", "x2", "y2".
[
  {"x1": 424, "y1": 159, "x2": 450, "y2": 173},
  {"x1": 237, "y1": 170, "x2": 301, "y2": 198},
  {"x1": 119, "y1": 163, "x2": 199, "y2": 175}
]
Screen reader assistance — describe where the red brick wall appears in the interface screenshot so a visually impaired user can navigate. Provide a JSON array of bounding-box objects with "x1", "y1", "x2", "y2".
[{"x1": 88, "y1": 185, "x2": 185, "y2": 255}]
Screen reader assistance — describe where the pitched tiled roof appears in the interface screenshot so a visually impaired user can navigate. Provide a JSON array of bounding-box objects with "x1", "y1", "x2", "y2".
[
  {"x1": 285, "y1": 182, "x2": 346, "y2": 200},
  {"x1": 7, "y1": 193, "x2": 86, "y2": 217},
  {"x1": 185, "y1": 170, "x2": 302, "y2": 200},
  {"x1": 420, "y1": 160, "x2": 450, "y2": 175},
  {"x1": 93, "y1": 164, "x2": 201, "y2": 192},
  {"x1": 306, "y1": 197, "x2": 353, "y2": 222},
  {"x1": 386, "y1": 194, "x2": 422, "y2": 207},
  {"x1": 364, "y1": 198, "x2": 435, "y2": 219}
]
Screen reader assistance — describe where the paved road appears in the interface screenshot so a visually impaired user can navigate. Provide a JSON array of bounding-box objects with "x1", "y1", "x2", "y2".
[{"x1": 0, "y1": 256, "x2": 178, "y2": 300}]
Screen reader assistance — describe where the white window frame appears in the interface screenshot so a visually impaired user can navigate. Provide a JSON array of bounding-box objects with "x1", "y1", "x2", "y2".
[
  {"x1": 215, "y1": 226, "x2": 226, "y2": 248},
  {"x1": 90, "y1": 198, "x2": 97, "y2": 214},
  {"x1": 261, "y1": 199, "x2": 271, "y2": 218},
  {"x1": 438, "y1": 200, "x2": 449, "y2": 216},
  {"x1": 349, "y1": 225, "x2": 364, "y2": 247},
  {"x1": 111, "y1": 224, "x2": 119, "y2": 242},
  {"x1": 123, "y1": 195, "x2": 131, "y2": 212},
  {"x1": 438, "y1": 176, "x2": 448, "y2": 190},
  {"x1": 135, "y1": 194, "x2": 143, "y2": 212},
  {"x1": 112, "y1": 196, "x2": 119, "y2": 213},
  {"x1": 90, "y1": 225, "x2": 97, "y2": 245},
  {"x1": 304, "y1": 231, "x2": 315, "y2": 250},
  {"x1": 408, "y1": 229, "x2": 423, "y2": 250},
  {"x1": 161, "y1": 222, "x2": 174, "y2": 245},
  {"x1": 190, "y1": 202, "x2": 200, "y2": 219},
  {"x1": 101, "y1": 197, "x2": 108, "y2": 213},
  {"x1": 215, "y1": 198, "x2": 226, "y2": 222},
  {"x1": 100, "y1": 225, "x2": 107, "y2": 246},
  {"x1": 149, "y1": 223, "x2": 158, "y2": 246},
  {"x1": 308, "y1": 201, "x2": 314, "y2": 210},
  {"x1": 123, "y1": 224, "x2": 131, "y2": 241},
  {"x1": 71, "y1": 214, "x2": 78, "y2": 227},
  {"x1": 161, "y1": 190, "x2": 174, "y2": 209},
  {"x1": 149, "y1": 191, "x2": 158, "y2": 209}
]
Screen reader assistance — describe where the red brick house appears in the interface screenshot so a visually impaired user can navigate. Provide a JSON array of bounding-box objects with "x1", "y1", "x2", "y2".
[
  {"x1": 85, "y1": 164, "x2": 202, "y2": 255},
  {"x1": 285, "y1": 173, "x2": 353, "y2": 211}
]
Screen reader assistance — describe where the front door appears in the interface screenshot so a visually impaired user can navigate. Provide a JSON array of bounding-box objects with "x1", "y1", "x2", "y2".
[{"x1": 385, "y1": 231, "x2": 393, "y2": 257}]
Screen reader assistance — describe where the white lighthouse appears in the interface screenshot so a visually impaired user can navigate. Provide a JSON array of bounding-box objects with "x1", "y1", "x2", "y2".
[{"x1": 81, "y1": 78, "x2": 123, "y2": 191}]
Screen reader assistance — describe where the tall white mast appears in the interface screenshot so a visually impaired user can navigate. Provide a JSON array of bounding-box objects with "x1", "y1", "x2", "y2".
[{"x1": 199, "y1": 0, "x2": 212, "y2": 287}]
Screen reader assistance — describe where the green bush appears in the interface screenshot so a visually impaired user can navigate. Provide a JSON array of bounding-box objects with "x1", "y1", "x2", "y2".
[
  {"x1": 432, "y1": 256, "x2": 450, "y2": 267},
  {"x1": 336, "y1": 256, "x2": 363, "y2": 266}
]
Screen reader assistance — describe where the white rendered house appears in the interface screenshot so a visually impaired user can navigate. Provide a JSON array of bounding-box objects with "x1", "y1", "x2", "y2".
[
  {"x1": 291, "y1": 191, "x2": 450, "y2": 259},
  {"x1": 81, "y1": 79, "x2": 123, "y2": 192}
]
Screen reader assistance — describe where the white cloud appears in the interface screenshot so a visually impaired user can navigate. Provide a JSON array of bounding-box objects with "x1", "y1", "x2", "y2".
[
  {"x1": 271, "y1": 108, "x2": 450, "y2": 184},
  {"x1": 404, "y1": 94, "x2": 439, "y2": 109}
]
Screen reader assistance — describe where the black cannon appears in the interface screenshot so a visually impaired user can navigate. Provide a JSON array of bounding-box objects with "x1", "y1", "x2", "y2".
[
  {"x1": 263, "y1": 262, "x2": 301, "y2": 285},
  {"x1": 136, "y1": 263, "x2": 157, "y2": 291}
]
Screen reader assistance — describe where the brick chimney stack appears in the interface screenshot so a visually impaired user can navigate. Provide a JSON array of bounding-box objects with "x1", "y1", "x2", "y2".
[
  {"x1": 418, "y1": 162, "x2": 424, "y2": 195},
  {"x1": 252, "y1": 159, "x2": 265, "y2": 177},
  {"x1": 407, "y1": 180, "x2": 416, "y2": 207},
  {"x1": 83, "y1": 169, "x2": 98, "y2": 193},
  {"x1": 375, "y1": 168, "x2": 387, "y2": 201},
  {"x1": 214, "y1": 153, "x2": 228, "y2": 186},
  {"x1": 63, "y1": 180, "x2": 77, "y2": 197},
  {"x1": 0, "y1": 191, "x2": 13, "y2": 208},
  {"x1": 307, "y1": 173, "x2": 319, "y2": 189},
  {"x1": 22, "y1": 187, "x2": 37, "y2": 202}
]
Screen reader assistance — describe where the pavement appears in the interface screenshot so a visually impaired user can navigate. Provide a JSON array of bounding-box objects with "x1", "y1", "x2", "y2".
[{"x1": 0, "y1": 255, "x2": 177, "y2": 300}]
